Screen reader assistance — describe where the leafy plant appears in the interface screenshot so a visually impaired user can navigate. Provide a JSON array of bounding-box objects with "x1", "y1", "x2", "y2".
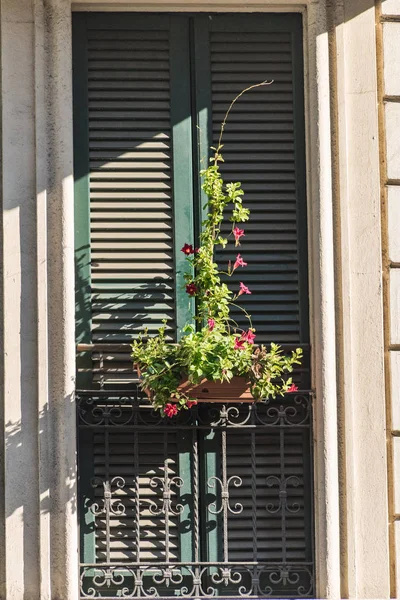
[{"x1": 131, "y1": 82, "x2": 303, "y2": 417}]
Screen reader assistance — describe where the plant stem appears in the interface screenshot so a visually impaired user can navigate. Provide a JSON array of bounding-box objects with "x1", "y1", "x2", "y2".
[
  {"x1": 229, "y1": 301, "x2": 253, "y2": 329},
  {"x1": 214, "y1": 79, "x2": 273, "y2": 166}
]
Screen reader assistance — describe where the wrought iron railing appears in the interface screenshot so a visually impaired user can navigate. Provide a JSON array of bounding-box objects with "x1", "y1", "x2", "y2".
[{"x1": 77, "y1": 389, "x2": 314, "y2": 599}]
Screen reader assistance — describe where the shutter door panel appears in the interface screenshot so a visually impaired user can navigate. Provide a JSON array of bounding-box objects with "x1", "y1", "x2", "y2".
[
  {"x1": 209, "y1": 22, "x2": 308, "y2": 346},
  {"x1": 75, "y1": 13, "x2": 313, "y2": 598},
  {"x1": 226, "y1": 428, "x2": 309, "y2": 563},
  {"x1": 93, "y1": 429, "x2": 181, "y2": 563},
  {"x1": 87, "y1": 23, "x2": 176, "y2": 344}
]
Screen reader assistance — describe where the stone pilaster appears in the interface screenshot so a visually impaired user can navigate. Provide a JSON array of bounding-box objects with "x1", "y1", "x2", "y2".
[{"x1": 0, "y1": 0, "x2": 77, "y2": 598}]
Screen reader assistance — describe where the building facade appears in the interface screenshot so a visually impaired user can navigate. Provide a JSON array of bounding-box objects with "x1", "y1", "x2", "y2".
[{"x1": 0, "y1": 0, "x2": 399, "y2": 598}]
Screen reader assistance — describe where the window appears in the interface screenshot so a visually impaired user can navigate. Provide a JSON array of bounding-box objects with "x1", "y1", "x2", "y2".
[{"x1": 73, "y1": 12, "x2": 313, "y2": 599}]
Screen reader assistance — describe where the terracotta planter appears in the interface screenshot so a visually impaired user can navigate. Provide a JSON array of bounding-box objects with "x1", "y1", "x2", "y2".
[
  {"x1": 176, "y1": 376, "x2": 254, "y2": 403},
  {"x1": 135, "y1": 363, "x2": 255, "y2": 403}
]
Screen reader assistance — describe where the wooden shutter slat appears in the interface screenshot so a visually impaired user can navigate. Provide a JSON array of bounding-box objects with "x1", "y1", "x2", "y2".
[
  {"x1": 225, "y1": 428, "x2": 309, "y2": 562},
  {"x1": 87, "y1": 23, "x2": 175, "y2": 349},
  {"x1": 88, "y1": 81, "x2": 170, "y2": 92},
  {"x1": 210, "y1": 28, "x2": 307, "y2": 347},
  {"x1": 93, "y1": 429, "x2": 181, "y2": 563}
]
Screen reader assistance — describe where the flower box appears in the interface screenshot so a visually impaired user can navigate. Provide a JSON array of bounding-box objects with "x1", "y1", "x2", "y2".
[
  {"x1": 176, "y1": 376, "x2": 254, "y2": 403},
  {"x1": 135, "y1": 364, "x2": 254, "y2": 403}
]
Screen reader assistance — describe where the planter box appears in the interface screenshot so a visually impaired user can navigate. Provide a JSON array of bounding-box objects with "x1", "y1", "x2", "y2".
[
  {"x1": 135, "y1": 363, "x2": 255, "y2": 403},
  {"x1": 176, "y1": 376, "x2": 254, "y2": 403}
]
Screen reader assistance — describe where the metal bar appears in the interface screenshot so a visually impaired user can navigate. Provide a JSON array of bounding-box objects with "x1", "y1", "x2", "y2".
[
  {"x1": 251, "y1": 416, "x2": 257, "y2": 563},
  {"x1": 222, "y1": 428, "x2": 228, "y2": 563},
  {"x1": 80, "y1": 596, "x2": 309, "y2": 599},
  {"x1": 79, "y1": 594, "x2": 311, "y2": 599},
  {"x1": 79, "y1": 424, "x2": 312, "y2": 432},
  {"x1": 164, "y1": 430, "x2": 170, "y2": 563},
  {"x1": 81, "y1": 561, "x2": 314, "y2": 567},
  {"x1": 280, "y1": 426, "x2": 287, "y2": 564},
  {"x1": 193, "y1": 426, "x2": 201, "y2": 598},
  {"x1": 193, "y1": 427, "x2": 200, "y2": 564},
  {"x1": 105, "y1": 419, "x2": 110, "y2": 563},
  {"x1": 76, "y1": 343, "x2": 311, "y2": 352},
  {"x1": 134, "y1": 426, "x2": 140, "y2": 564},
  {"x1": 76, "y1": 389, "x2": 313, "y2": 397}
]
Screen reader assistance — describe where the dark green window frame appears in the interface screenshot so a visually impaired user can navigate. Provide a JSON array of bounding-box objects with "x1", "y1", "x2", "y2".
[{"x1": 73, "y1": 12, "x2": 313, "y2": 597}]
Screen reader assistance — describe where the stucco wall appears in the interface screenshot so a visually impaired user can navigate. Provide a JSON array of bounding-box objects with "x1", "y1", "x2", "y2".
[
  {"x1": 0, "y1": 1, "x2": 77, "y2": 599},
  {"x1": 0, "y1": 0, "x2": 395, "y2": 598}
]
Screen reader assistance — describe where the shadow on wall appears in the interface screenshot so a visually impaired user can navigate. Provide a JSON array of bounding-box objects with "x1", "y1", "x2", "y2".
[
  {"x1": 0, "y1": 0, "x2": 378, "y2": 596},
  {"x1": 4, "y1": 399, "x2": 77, "y2": 519}
]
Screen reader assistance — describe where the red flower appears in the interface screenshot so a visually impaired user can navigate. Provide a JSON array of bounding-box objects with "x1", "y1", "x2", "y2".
[
  {"x1": 234, "y1": 337, "x2": 246, "y2": 350},
  {"x1": 238, "y1": 282, "x2": 251, "y2": 296},
  {"x1": 181, "y1": 243, "x2": 194, "y2": 255},
  {"x1": 186, "y1": 283, "x2": 197, "y2": 296},
  {"x1": 233, "y1": 254, "x2": 247, "y2": 270},
  {"x1": 287, "y1": 384, "x2": 298, "y2": 393},
  {"x1": 207, "y1": 318, "x2": 215, "y2": 331},
  {"x1": 233, "y1": 227, "x2": 245, "y2": 246},
  {"x1": 242, "y1": 329, "x2": 256, "y2": 344},
  {"x1": 194, "y1": 247, "x2": 200, "y2": 254},
  {"x1": 186, "y1": 400, "x2": 198, "y2": 409},
  {"x1": 164, "y1": 403, "x2": 178, "y2": 418}
]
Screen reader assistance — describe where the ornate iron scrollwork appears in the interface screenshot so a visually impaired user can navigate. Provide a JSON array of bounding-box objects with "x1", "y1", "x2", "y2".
[
  {"x1": 208, "y1": 475, "x2": 243, "y2": 515},
  {"x1": 90, "y1": 476, "x2": 126, "y2": 517},
  {"x1": 78, "y1": 393, "x2": 314, "y2": 598},
  {"x1": 144, "y1": 475, "x2": 184, "y2": 516}
]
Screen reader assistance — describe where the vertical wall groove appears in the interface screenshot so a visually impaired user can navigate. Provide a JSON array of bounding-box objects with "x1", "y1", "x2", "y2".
[{"x1": 325, "y1": 1, "x2": 350, "y2": 597}]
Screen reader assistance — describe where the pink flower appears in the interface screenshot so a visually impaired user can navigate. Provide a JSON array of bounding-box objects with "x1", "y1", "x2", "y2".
[
  {"x1": 238, "y1": 282, "x2": 251, "y2": 296},
  {"x1": 207, "y1": 318, "x2": 215, "y2": 331},
  {"x1": 234, "y1": 337, "x2": 246, "y2": 350},
  {"x1": 233, "y1": 227, "x2": 245, "y2": 246},
  {"x1": 186, "y1": 283, "x2": 197, "y2": 296},
  {"x1": 186, "y1": 400, "x2": 198, "y2": 409},
  {"x1": 164, "y1": 403, "x2": 178, "y2": 418},
  {"x1": 287, "y1": 384, "x2": 298, "y2": 393},
  {"x1": 242, "y1": 329, "x2": 256, "y2": 344},
  {"x1": 181, "y1": 243, "x2": 194, "y2": 255},
  {"x1": 233, "y1": 254, "x2": 247, "y2": 270}
]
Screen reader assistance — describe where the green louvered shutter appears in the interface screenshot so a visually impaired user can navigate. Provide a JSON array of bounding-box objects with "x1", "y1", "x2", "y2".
[
  {"x1": 88, "y1": 19, "x2": 176, "y2": 346},
  {"x1": 74, "y1": 13, "x2": 313, "y2": 598},
  {"x1": 74, "y1": 12, "x2": 198, "y2": 568},
  {"x1": 193, "y1": 14, "x2": 309, "y2": 387},
  {"x1": 74, "y1": 15, "x2": 194, "y2": 387},
  {"x1": 201, "y1": 15, "x2": 311, "y2": 566},
  {"x1": 93, "y1": 427, "x2": 183, "y2": 563},
  {"x1": 75, "y1": 14, "x2": 308, "y2": 385},
  {"x1": 212, "y1": 24, "x2": 308, "y2": 346}
]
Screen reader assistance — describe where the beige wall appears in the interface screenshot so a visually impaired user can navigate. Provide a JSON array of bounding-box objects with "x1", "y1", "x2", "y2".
[
  {"x1": 0, "y1": 0, "x2": 395, "y2": 598},
  {"x1": 0, "y1": 0, "x2": 77, "y2": 599},
  {"x1": 333, "y1": 1, "x2": 388, "y2": 596}
]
